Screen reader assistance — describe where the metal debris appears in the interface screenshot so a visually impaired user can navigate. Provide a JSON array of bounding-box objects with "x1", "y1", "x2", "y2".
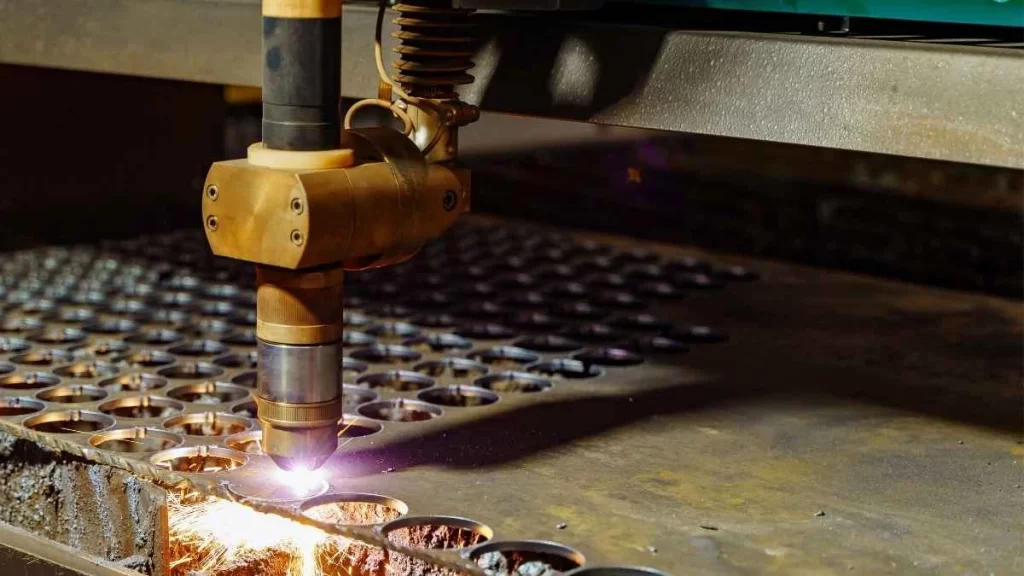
[
  {"x1": 476, "y1": 550, "x2": 509, "y2": 576},
  {"x1": 515, "y1": 560, "x2": 557, "y2": 576}
]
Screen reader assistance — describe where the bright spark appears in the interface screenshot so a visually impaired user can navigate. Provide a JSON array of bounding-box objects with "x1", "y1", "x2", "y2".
[
  {"x1": 168, "y1": 491, "x2": 351, "y2": 576},
  {"x1": 274, "y1": 465, "x2": 327, "y2": 499}
]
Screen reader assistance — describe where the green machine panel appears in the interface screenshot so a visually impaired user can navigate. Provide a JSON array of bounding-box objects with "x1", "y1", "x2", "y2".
[{"x1": 646, "y1": 0, "x2": 1024, "y2": 26}]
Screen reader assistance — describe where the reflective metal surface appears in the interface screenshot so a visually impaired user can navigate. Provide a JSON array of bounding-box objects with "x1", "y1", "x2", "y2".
[{"x1": 257, "y1": 340, "x2": 342, "y2": 404}]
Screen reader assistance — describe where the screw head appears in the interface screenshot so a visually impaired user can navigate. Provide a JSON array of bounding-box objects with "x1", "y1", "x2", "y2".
[
  {"x1": 290, "y1": 198, "x2": 304, "y2": 215},
  {"x1": 290, "y1": 230, "x2": 304, "y2": 246},
  {"x1": 442, "y1": 190, "x2": 457, "y2": 212},
  {"x1": 206, "y1": 216, "x2": 219, "y2": 231},
  {"x1": 205, "y1": 185, "x2": 218, "y2": 201}
]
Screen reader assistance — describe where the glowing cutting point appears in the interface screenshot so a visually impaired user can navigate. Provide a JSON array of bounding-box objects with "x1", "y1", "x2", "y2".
[{"x1": 275, "y1": 465, "x2": 330, "y2": 499}]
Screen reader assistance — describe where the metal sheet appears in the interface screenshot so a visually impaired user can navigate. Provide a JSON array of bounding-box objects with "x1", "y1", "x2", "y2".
[
  {"x1": 0, "y1": 1, "x2": 1021, "y2": 167},
  {"x1": 0, "y1": 215, "x2": 1020, "y2": 574}
]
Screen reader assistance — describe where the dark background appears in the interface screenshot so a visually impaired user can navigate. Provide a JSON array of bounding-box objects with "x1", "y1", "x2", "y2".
[{"x1": 1, "y1": 62, "x2": 1020, "y2": 298}]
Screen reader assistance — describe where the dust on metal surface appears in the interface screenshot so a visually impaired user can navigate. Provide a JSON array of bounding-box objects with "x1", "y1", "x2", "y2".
[{"x1": 0, "y1": 216, "x2": 1020, "y2": 574}]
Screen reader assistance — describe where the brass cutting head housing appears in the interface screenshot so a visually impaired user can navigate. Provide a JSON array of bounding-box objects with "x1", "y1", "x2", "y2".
[{"x1": 202, "y1": 128, "x2": 470, "y2": 471}]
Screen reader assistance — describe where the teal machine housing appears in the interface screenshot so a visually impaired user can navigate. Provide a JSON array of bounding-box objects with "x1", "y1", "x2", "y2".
[{"x1": 644, "y1": 0, "x2": 1023, "y2": 26}]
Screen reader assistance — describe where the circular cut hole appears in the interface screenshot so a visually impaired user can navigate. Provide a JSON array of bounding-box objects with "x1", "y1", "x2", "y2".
[
  {"x1": 665, "y1": 325, "x2": 729, "y2": 344},
  {"x1": 343, "y1": 311, "x2": 372, "y2": 327},
  {"x1": 212, "y1": 352, "x2": 258, "y2": 369},
  {"x1": 418, "y1": 385, "x2": 499, "y2": 408},
  {"x1": 45, "y1": 307, "x2": 96, "y2": 323},
  {"x1": 98, "y1": 395, "x2": 184, "y2": 419},
  {"x1": 19, "y1": 299, "x2": 58, "y2": 315},
  {"x1": 0, "y1": 317, "x2": 44, "y2": 332},
  {"x1": 474, "y1": 372, "x2": 553, "y2": 393},
  {"x1": 338, "y1": 414, "x2": 384, "y2": 438},
  {"x1": 163, "y1": 412, "x2": 252, "y2": 437},
  {"x1": 561, "y1": 323, "x2": 622, "y2": 344},
  {"x1": 593, "y1": 290, "x2": 648, "y2": 310},
  {"x1": 616, "y1": 336, "x2": 689, "y2": 355},
  {"x1": 220, "y1": 329, "x2": 257, "y2": 346},
  {"x1": 228, "y1": 309, "x2": 257, "y2": 327},
  {"x1": 382, "y1": 515, "x2": 492, "y2": 550},
  {"x1": 68, "y1": 340, "x2": 131, "y2": 358},
  {"x1": 157, "y1": 362, "x2": 224, "y2": 380},
  {"x1": 610, "y1": 314, "x2": 671, "y2": 332},
  {"x1": 402, "y1": 333, "x2": 473, "y2": 353},
  {"x1": 53, "y1": 361, "x2": 120, "y2": 379},
  {"x1": 467, "y1": 346, "x2": 540, "y2": 367},
  {"x1": 184, "y1": 318, "x2": 234, "y2": 335},
  {"x1": 513, "y1": 335, "x2": 582, "y2": 353},
  {"x1": 365, "y1": 322, "x2": 420, "y2": 343},
  {"x1": 224, "y1": 430, "x2": 262, "y2": 454},
  {"x1": 636, "y1": 281, "x2": 683, "y2": 299},
  {"x1": 550, "y1": 301, "x2": 609, "y2": 321},
  {"x1": 0, "y1": 372, "x2": 60, "y2": 390},
  {"x1": 412, "y1": 358, "x2": 489, "y2": 379},
  {"x1": 342, "y1": 385, "x2": 379, "y2": 413},
  {"x1": 167, "y1": 340, "x2": 230, "y2": 357},
  {"x1": 673, "y1": 272, "x2": 724, "y2": 290},
  {"x1": 665, "y1": 256, "x2": 711, "y2": 273},
  {"x1": 29, "y1": 328, "x2": 87, "y2": 344},
  {"x1": 572, "y1": 348, "x2": 645, "y2": 367},
  {"x1": 89, "y1": 427, "x2": 184, "y2": 453},
  {"x1": 342, "y1": 357, "x2": 369, "y2": 377},
  {"x1": 358, "y1": 399, "x2": 443, "y2": 422},
  {"x1": 363, "y1": 304, "x2": 412, "y2": 318},
  {"x1": 231, "y1": 400, "x2": 256, "y2": 418},
  {"x1": 112, "y1": 350, "x2": 177, "y2": 368},
  {"x1": 0, "y1": 397, "x2": 45, "y2": 417},
  {"x1": 11, "y1": 349, "x2": 74, "y2": 367},
  {"x1": 144, "y1": 307, "x2": 193, "y2": 327},
  {"x1": 567, "y1": 567, "x2": 671, "y2": 576},
  {"x1": 527, "y1": 359, "x2": 603, "y2": 380},
  {"x1": 98, "y1": 373, "x2": 167, "y2": 392},
  {"x1": 343, "y1": 331, "x2": 377, "y2": 348},
  {"x1": 356, "y1": 371, "x2": 434, "y2": 392},
  {"x1": 24, "y1": 410, "x2": 115, "y2": 434},
  {"x1": 124, "y1": 329, "x2": 184, "y2": 345},
  {"x1": 506, "y1": 311, "x2": 565, "y2": 332},
  {"x1": 83, "y1": 318, "x2": 139, "y2": 334},
  {"x1": 150, "y1": 445, "x2": 247, "y2": 473},
  {"x1": 0, "y1": 337, "x2": 31, "y2": 353},
  {"x1": 230, "y1": 371, "x2": 257, "y2": 388},
  {"x1": 36, "y1": 385, "x2": 107, "y2": 404},
  {"x1": 408, "y1": 313, "x2": 459, "y2": 329},
  {"x1": 350, "y1": 345, "x2": 422, "y2": 365},
  {"x1": 502, "y1": 291, "x2": 550, "y2": 309},
  {"x1": 455, "y1": 322, "x2": 518, "y2": 341},
  {"x1": 470, "y1": 540, "x2": 585, "y2": 574},
  {"x1": 302, "y1": 493, "x2": 408, "y2": 526},
  {"x1": 150, "y1": 291, "x2": 194, "y2": 308},
  {"x1": 453, "y1": 301, "x2": 508, "y2": 320},
  {"x1": 196, "y1": 299, "x2": 235, "y2": 317},
  {"x1": 167, "y1": 382, "x2": 250, "y2": 404}
]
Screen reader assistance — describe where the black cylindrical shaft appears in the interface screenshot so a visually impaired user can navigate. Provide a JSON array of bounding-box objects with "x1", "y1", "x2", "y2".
[{"x1": 262, "y1": 13, "x2": 341, "y2": 150}]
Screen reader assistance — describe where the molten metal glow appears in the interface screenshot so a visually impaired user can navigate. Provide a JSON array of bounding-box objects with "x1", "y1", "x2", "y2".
[{"x1": 168, "y1": 491, "x2": 350, "y2": 576}]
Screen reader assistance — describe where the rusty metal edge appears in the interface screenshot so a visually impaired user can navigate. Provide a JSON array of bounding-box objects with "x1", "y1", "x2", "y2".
[{"x1": 0, "y1": 521, "x2": 144, "y2": 576}]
